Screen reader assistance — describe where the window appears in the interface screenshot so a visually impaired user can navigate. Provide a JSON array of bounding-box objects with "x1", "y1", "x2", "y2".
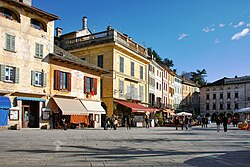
[
  {"x1": 227, "y1": 93, "x2": 231, "y2": 99},
  {"x1": 235, "y1": 92, "x2": 239, "y2": 99},
  {"x1": 30, "y1": 19, "x2": 46, "y2": 31},
  {"x1": 120, "y1": 57, "x2": 124, "y2": 73},
  {"x1": 139, "y1": 85, "x2": 144, "y2": 101},
  {"x1": 206, "y1": 94, "x2": 210, "y2": 100},
  {"x1": 206, "y1": 104, "x2": 209, "y2": 110},
  {"x1": 213, "y1": 104, "x2": 216, "y2": 110},
  {"x1": 220, "y1": 93, "x2": 223, "y2": 99},
  {"x1": 80, "y1": 57, "x2": 85, "y2": 61},
  {"x1": 156, "y1": 82, "x2": 159, "y2": 90},
  {"x1": 131, "y1": 62, "x2": 134, "y2": 77},
  {"x1": 220, "y1": 103, "x2": 223, "y2": 110},
  {"x1": 5, "y1": 34, "x2": 15, "y2": 52},
  {"x1": 54, "y1": 70, "x2": 71, "y2": 91},
  {"x1": 9, "y1": 110, "x2": 19, "y2": 120},
  {"x1": 213, "y1": 94, "x2": 216, "y2": 99},
  {"x1": 0, "y1": 7, "x2": 19, "y2": 22},
  {"x1": 235, "y1": 103, "x2": 238, "y2": 109},
  {"x1": 35, "y1": 43, "x2": 43, "y2": 58},
  {"x1": 31, "y1": 71, "x2": 46, "y2": 87},
  {"x1": 227, "y1": 103, "x2": 231, "y2": 110},
  {"x1": 97, "y1": 55, "x2": 103, "y2": 68},
  {"x1": 0, "y1": 65, "x2": 19, "y2": 83},
  {"x1": 140, "y1": 66, "x2": 143, "y2": 79},
  {"x1": 119, "y1": 80, "x2": 124, "y2": 98},
  {"x1": 84, "y1": 76, "x2": 97, "y2": 95}
]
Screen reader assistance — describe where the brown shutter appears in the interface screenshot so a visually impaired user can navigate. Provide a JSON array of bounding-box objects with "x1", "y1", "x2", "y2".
[
  {"x1": 93, "y1": 78, "x2": 97, "y2": 95},
  {"x1": 84, "y1": 76, "x2": 86, "y2": 93},
  {"x1": 54, "y1": 70, "x2": 60, "y2": 90},
  {"x1": 67, "y1": 73, "x2": 71, "y2": 91}
]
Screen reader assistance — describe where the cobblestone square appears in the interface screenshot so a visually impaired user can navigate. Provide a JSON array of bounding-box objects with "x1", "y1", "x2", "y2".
[{"x1": 0, "y1": 124, "x2": 249, "y2": 167}]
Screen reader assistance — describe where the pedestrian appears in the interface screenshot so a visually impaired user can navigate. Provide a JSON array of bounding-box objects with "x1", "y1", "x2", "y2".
[
  {"x1": 174, "y1": 117, "x2": 179, "y2": 130},
  {"x1": 188, "y1": 117, "x2": 192, "y2": 130},
  {"x1": 145, "y1": 116, "x2": 149, "y2": 129},
  {"x1": 114, "y1": 118, "x2": 118, "y2": 130},
  {"x1": 127, "y1": 116, "x2": 131, "y2": 130},
  {"x1": 104, "y1": 116, "x2": 108, "y2": 130},
  {"x1": 201, "y1": 116, "x2": 205, "y2": 128},
  {"x1": 62, "y1": 118, "x2": 67, "y2": 130},
  {"x1": 155, "y1": 118, "x2": 159, "y2": 127},
  {"x1": 215, "y1": 116, "x2": 221, "y2": 132},
  {"x1": 185, "y1": 117, "x2": 189, "y2": 130},
  {"x1": 205, "y1": 117, "x2": 208, "y2": 128},
  {"x1": 222, "y1": 115, "x2": 228, "y2": 132}
]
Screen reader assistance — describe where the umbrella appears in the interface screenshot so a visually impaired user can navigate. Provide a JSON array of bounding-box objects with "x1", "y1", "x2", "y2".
[{"x1": 176, "y1": 112, "x2": 192, "y2": 116}]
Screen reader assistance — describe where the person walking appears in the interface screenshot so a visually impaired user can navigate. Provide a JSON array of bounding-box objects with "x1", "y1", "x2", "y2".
[
  {"x1": 222, "y1": 115, "x2": 228, "y2": 132},
  {"x1": 215, "y1": 116, "x2": 221, "y2": 132},
  {"x1": 126, "y1": 116, "x2": 131, "y2": 130},
  {"x1": 201, "y1": 116, "x2": 206, "y2": 128},
  {"x1": 205, "y1": 117, "x2": 208, "y2": 128},
  {"x1": 174, "y1": 117, "x2": 179, "y2": 130},
  {"x1": 62, "y1": 118, "x2": 67, "y2": 130},
  {"x1": 145, "y1": 116, "x2": 149, "y2": 129},
  {"x1": 185, "y1": 117, "x2": 189, "y2": 130}
]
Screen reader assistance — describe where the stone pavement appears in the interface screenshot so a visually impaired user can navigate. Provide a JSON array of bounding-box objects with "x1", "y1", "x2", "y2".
[{"x1": 0, "y1": 123, "x2": 249, "y2": 167}]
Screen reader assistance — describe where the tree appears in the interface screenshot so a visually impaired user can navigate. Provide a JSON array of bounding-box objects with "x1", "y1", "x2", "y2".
[
  {"x1": 162, "y1": 58, "x2": 174, "y2": 68},
  {"x1": 147, "y1": 47, "x2": 162, "y2": 64},
  {"x1": 190, "y1": 69, "x2": 207, "y2": 85}
]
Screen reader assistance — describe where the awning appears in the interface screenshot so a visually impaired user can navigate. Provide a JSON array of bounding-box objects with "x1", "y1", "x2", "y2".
[
  {"x1": 0, "y1": 96, "x2": 11, "y2": 109},
  {"x1": 53, "y1": 97, "x2": 88, "y2": 115},
  {"x1": 16, "y1": 97, "x2": 46, "y2": 102},
  {"x1": 116, "y1": 101, "x2": 156, "y2": 113},
  {"x1": 80, "y1": 100, "x2": 106, "y2": 114}
]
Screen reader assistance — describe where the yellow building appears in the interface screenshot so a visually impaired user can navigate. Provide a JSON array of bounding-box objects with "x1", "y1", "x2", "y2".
[
  {"x1": 0, "y1": 0, "x2": 58, "y2": 129},
  {"x1": 56, "y1": 20, "x2": 153, "y2": 125}
]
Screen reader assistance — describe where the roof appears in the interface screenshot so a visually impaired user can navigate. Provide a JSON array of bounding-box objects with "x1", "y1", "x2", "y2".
[
  {"x1": 49, "y1": 46, "x2": 110, "y2": 74},
  {"x1": 204, "y1": 76, "x2": 250, "y2": 87},
  {"x1": 2, "y1": 0, "x2": 59, "y2": 20}
]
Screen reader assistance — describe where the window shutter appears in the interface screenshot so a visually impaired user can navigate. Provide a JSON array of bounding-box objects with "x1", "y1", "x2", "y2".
[
  {"x1": 54, "y1": 70, "x2": 60, "y2": 90},
  {"x1": 6, "y1": 34, "x2": 10, "y2": 50},
  {"x1": 0, "y1": 65, "x2": 6, "y2": 81},
  {"x1": 31, "y1": 70, "x2": 35, "y2": 85},
  {"x1": 84, "y1": 76, "x2": 86, "y2": 93},
  {"x1": 126, "y1": 85, "x2": 130, "y2": 99},
  {"x1": 35, "y1": 43, "x2": 39, "y2": 57},
  {"x1": 43, "y1": 72, "x2": 47, "y2": 87},
  {"x1": 93, "y1": 78, "x2": 97, "y2": 95},
  {"x1": 40, "y1": 44, "x2": 43, "y2": 58},
  {"x1": 15, "y1": 67, "x2": 19, "y2": 83},
  {"x1": 67, "y1": 73, "x2": 71, "y2": 91},
  {"x1": 11, "y1": 35, "x2": 15, "y2": 51}
]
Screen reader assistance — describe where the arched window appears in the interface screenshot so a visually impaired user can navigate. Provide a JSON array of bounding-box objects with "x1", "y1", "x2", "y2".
[
  {"x1": 30, "y1": 18, "x2": 46, "y2": 31},
  {"x1": 0, "y1": 7, "x2": 20, "y2": 22}
]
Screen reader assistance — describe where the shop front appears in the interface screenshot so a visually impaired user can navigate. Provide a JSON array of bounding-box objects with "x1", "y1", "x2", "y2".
[
  {"x1": 49, "y1": 97, "x2": 89, "y2": 129},
  {"x1": 115, "y1": 100, "x2": 156, "y2": 127}
]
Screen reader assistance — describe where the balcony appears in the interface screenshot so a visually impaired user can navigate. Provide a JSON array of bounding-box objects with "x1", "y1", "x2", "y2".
[{"x1": 62, "y1": 29, "x2": 148, "y2": 58}]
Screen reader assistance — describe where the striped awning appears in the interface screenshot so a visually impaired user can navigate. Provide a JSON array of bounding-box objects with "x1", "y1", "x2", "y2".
[{"x1": 16, "y1": 97, "x2": 46, "y2": 102}]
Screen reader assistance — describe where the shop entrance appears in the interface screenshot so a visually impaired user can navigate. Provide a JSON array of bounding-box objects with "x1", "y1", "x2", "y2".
[{"x1": 22, "y1": 101, "x2": 40, "y2": 128}]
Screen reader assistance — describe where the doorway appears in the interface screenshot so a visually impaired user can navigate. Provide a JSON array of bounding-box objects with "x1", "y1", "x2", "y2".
[{"x1": 22, "y1": 101, "x2": 40, "y2": 128}]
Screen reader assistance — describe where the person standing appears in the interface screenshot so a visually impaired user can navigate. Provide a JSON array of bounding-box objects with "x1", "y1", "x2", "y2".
[
  {"x1": 185, "y1": 117, "x2": 189, "y2": 130},
  {"x1": 215, "y1": 116, "x2": 221, "y2": 132},
  {"x1": 174, "y1": 117, "x2": 179, "y2": 130},
  {"x1": 201, "y1": 116, "x2": 205, "y2": 128},
  {"x1": 205, "y1": 117, "x2": 208, "y2": 128},
  {"x1": 62, "y1": 118, "x2": 67, "y2": 130},
  {"x1": 126, "y1": 116, "x2": 131, "y2": 130},
  {"x1": 145, "y1": 116, "x2": 149, "y2": 129},
  {"x1": 222, "y1": 115, "x2": 228, "y2": 132}
]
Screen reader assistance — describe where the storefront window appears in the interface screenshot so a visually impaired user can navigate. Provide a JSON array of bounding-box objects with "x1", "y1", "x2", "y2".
[{"x1": 9, "y1": 110, "x2": 19, "y2": 120}]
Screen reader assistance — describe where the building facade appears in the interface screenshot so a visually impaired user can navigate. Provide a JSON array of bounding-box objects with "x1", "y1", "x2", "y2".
[
  {"x1": 0, "y1": 0, "x2": 58, "y2": 129},
  {"x1": 174, "y1": 75, "x2": 183, "y2": 110},
  {"x1": 200, "y1": 76, "x2": 250, "y2": 120}
]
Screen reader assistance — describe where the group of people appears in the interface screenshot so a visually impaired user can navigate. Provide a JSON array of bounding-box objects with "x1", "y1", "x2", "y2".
[
  {"x1": 215, "y1": 115, "x2": 229, "y2": 132},
  {"x1": 174, "y1": 116, "x2": 192, "y2": 130},
  {"x1": 104, "y1": 115, "x2": 118, "y2": 130}
]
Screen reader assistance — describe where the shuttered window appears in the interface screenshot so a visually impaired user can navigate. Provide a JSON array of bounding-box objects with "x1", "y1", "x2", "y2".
[
  {"x1": 131, "y1": 61, "x2": 134, "y2": 77},
  {"x1": 140, "y1": 66, "x2": 143, "y2": 80},
  {"x1": 0, "y1": 65, "x2": 19, "y2": 83},
  {"x1": 120, "y1": 56, "x2": 124, "y2": 73},
  {"x1": 35, "y1": 43, "x2": 43, "y2": 58},
  {"x1": 119, "y1": 80, "x2": 124, "y2": 98},
  {"x1": 31, "y1": 70, "x2": 46, "y2": 87},
  {"x1": 84, "y1": 76, "x2": 97, "y2": 95},
  {"x1": 54, "y1": 70, "x2": 71, "y2": 91},
  {"x1": 5, "y1": 34, "x2": 15, "y2": 51},
  {"x1": 139, "y1": 85, "x2": 144, "y2": 101}
]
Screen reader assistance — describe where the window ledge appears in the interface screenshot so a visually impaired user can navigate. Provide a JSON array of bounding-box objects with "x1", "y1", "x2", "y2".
[
  {"x1": 33, "y1": 84, "x2": 43, "y2": 87},
  {"x1": 34, "y1": 56, "x2": 43, "y2": 59},
  {"x1": 3, "y1": 80, "x2": 15, "y2": 83},
  {"x1": 4, "y1": 49, "x2": 16, "y2": 53}
]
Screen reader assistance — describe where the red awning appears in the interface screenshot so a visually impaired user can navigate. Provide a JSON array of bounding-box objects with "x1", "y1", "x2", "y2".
[{"x1": 116, "y1": 101, "x2": 156, "y2": 113}]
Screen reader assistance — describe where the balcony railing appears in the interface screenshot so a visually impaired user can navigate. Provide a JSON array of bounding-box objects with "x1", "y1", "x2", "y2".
[{"x1": 63, "y1": 29, "x2": 148, "y2": 58}]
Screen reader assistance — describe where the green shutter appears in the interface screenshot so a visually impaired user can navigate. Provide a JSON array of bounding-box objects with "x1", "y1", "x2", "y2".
[
  {"x1": 5, "y1": 34, "x2": 10, "y2": 50},
  {"x1": 15, "y1": 67, "x2": 19, "y2": 83},
  {"x1": 0, "y1": 65, "x2": 6, "y2": 81},
  {"x1": 40, "y1": 44, "x2": 43, "y2": 58},
  {"x1": 10, "y1": 35, "x2": 15, "y2": 51},
  {"x1": 31, "y1": 70, "x2": 35, "y2": 85},
  {"x1": 43, "y1": 72, "x2": 46, "y2": 87},
  {"x1": 35, "y1": 43, "x2": 39, "y2": 57}
]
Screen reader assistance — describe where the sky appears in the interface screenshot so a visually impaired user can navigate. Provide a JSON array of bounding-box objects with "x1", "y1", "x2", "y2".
[{"x1": 33, "y1": 0, "x2": 250, "y2": 83}]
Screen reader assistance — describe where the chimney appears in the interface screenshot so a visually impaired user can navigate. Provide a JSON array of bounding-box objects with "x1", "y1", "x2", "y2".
[
  {"x1": 19, "y1": 0, "x2": 32, "y2": 6},
  {"x1": 82, "y1": 16, "x2": 87, "y2": 30},
  {"x1": 55, "y1": 27, "x2": 63, "y2": 37}
]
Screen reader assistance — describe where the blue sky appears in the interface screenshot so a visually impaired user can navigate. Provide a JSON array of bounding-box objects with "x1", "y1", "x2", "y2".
[{"x1": 33, "y1": 0, "x2": 250, "y2": 83}]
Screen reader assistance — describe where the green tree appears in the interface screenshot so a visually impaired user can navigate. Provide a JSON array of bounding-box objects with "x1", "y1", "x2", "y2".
[
  {"x1": 162, "y1": 58, "x2": 174, "y2": 68},
  {"x1": 190, "y1": 69, "x2": 207, "y2": 85},
  {"x1": 147, "y1": 47, "x2": 162, "y2": 64}
]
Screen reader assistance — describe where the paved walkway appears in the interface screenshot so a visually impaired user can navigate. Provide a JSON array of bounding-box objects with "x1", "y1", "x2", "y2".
[{"x1": 0, "y1": 124, "x2": 249, "y2": 167}]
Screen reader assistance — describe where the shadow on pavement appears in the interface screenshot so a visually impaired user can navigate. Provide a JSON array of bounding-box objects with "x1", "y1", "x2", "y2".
[{"x1": 184, "y1": 150, "x2": 250, "y2": 167}]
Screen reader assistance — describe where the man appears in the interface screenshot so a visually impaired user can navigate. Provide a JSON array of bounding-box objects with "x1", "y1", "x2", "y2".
[{"x1": 222, "y1": 115, "x2": 228, "y2": 132}]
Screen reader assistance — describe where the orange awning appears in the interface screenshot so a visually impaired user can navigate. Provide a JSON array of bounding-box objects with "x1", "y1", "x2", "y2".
[
  {"x1": 70, "y1": 115, "x2": 89, "y2": 125},
  {"x1": 116, "y1": 101, "x2": 156, "y2": 113}
]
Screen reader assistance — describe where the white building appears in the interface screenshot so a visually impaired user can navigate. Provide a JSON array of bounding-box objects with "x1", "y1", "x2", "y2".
[{"x1": 174, "y1": 76, "x2": 183, "y2": 109}]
